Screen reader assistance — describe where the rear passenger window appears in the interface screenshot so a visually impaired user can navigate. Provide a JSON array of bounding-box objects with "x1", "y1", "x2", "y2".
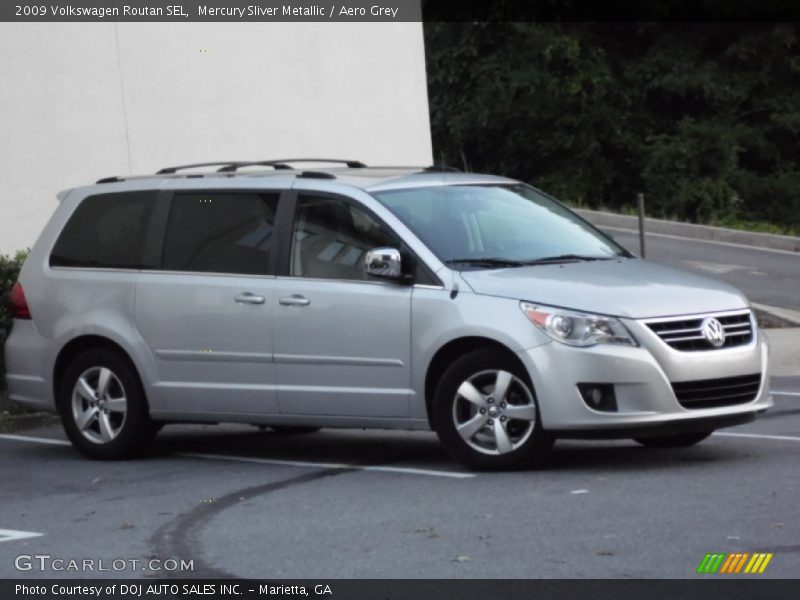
[
  {"x1": 50, "y1": 191, "x2": 156, "y2": 269},
  {"x1": 162, "y1": 192, "x2": 279, "y2": 275}
]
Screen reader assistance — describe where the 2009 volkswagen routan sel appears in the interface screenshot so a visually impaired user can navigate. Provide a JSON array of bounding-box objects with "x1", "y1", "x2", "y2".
[{"x1": 4, "y1": 159, "x2": 772, "y2": 469}]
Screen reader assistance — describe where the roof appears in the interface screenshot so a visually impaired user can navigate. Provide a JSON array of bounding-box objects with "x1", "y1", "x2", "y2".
[{"x1": 92, "y1": 160, "x2": 517, "y2": 193}]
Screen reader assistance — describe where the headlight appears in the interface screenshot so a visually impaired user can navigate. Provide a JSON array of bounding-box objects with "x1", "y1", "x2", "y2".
[{"x1": 520, "y1": 302, "x2": 637, "y2": 347}]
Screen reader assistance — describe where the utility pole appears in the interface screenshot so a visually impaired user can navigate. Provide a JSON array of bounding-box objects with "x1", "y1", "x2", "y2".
[{"x1": 637, "y1": 192, "x2": 646, "y2": 258}]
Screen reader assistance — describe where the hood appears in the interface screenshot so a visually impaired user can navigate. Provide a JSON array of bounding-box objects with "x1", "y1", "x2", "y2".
[{"x1": 459, "y1": 258, "x2": 749, "y2": 319}]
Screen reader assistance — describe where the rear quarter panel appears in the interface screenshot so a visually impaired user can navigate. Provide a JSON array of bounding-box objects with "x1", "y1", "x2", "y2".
[{"x1": 10, "y1": 184, "x2": 162, "y2": 410}]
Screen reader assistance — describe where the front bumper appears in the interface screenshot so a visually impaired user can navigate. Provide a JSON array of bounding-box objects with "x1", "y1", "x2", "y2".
[{"x1": 518, "y1": 319, "x2": 772, "y2": 436}]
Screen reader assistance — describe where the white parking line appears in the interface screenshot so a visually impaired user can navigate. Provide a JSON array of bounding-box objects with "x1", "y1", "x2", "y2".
[
  {"x1": 0, "y1": 529, "x2": 43, "y2": 543},
  {"x1": 0, "y1": 434, "x2": 474, "y2": 479},
  {"x1": 0, "y1": 434, "x2": 70, "y2": 446},
  {"x1": 176, "y1": 452, "x2": 476, "y2": 479},
  {"x1": 714, "y1": 432, "x2": 800, "y2": 443},
  {"x1": 3, "y1": 431, "x2": 797, "y2": 466}
]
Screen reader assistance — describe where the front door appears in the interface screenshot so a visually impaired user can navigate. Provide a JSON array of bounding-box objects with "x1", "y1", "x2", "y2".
[{"x1": 272, "y1": 192, "x2": 412, "y2": 417}]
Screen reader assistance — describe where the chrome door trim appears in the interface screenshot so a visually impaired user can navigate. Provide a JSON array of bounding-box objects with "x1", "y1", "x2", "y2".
[
  {"x1": 273, "y1": 354, "x2": 404, "y2": 367},
  {"x1": 413, "y1": 283, "x2": 445, "y2": 290},
  {"x1": 274, "y1": 274, "x2": 403, "y2": 287},
  {"x1": 155, "y1": 349, "x2": 274, "y2": 363}
]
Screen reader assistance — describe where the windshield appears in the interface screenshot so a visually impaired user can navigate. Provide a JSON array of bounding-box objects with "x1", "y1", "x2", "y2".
[{"x1": 373, "y1": 184, "x2": 629, "y2": 268}]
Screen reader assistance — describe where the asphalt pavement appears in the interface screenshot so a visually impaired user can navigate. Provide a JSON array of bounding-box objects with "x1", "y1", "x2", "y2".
[
  {"x1": 1, "y1": 375, "x2": 798, "y2": 579},
  {"x1": 606, "y1": 229, "x2": 800, "y2": 312}
]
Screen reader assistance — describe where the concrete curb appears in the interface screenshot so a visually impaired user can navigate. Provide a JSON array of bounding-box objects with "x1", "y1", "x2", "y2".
[
  {"x1": 575, "y1": 208, "x2": 800, "y2": 253},
  {"x1": 753, "y1": 303, "x2": 800, "y2": 327}
]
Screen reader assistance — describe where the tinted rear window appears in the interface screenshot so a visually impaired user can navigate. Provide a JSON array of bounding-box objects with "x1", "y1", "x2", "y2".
[
  {"x1": 50, "y1": 191, "x2": 156, "y2": 269},
  {"x1": 162, "y1": 192, "x2": 280, "y2": 275}
]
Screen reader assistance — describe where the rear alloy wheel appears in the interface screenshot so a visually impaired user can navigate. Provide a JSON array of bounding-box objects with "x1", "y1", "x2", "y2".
[
  {"x1": 433, "y1": 349, "x2": 553, "y2": 470},
  {"x1": 59, "y1": 349, "x2": 157, "y2": 459},
  {"x1": 71, "y1": 366, "x2": 128, "y2": 444},
  {"x1": 634, "y1": 431, "x2": 712, "y2": 448}
]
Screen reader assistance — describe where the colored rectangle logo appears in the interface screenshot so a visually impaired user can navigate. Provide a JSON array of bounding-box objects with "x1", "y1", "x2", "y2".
[{"x1": 697, "y1": 552, "x2": 773, "y2": 574}]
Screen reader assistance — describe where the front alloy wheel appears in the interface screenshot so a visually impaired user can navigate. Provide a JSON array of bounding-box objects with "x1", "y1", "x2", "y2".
[
  {"x1": 452, "y1": 369, "x2": 537, "y2": 455},
  {"x1": 433, "y1": 348, "x2": 553, "y2": 470}
]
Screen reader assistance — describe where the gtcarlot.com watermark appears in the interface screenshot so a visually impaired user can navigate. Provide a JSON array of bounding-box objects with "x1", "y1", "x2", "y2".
[{"x1": 15, "y1": 554, "x2": 194, "y2": 573}]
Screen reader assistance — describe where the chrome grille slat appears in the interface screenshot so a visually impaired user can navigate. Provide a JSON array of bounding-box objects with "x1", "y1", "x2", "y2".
[
  {"x1": 724, "y1": 330, "x2": 751, "y2": 338},
  {"x1": 645, "y1": 310, "x2": 754, "y2": 351},
  {"x1": 658, "y1": 327, "x2": 703, "y2": 336},
  {"x1": 659, "y1": 326, "x2": 748, "y2": 339},
  {"x1": 661, "y1": 334, "x2": 707, "y2": 342}
]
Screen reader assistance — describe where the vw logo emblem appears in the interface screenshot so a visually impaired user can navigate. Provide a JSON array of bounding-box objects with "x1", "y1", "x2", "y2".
[{"x1": 701, "y1": 317, "x2": 726, "y2": 347}]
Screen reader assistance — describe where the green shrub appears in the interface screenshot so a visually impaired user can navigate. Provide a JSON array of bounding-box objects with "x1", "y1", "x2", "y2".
[{"x1": 0, "y1": 250, "x2": 29, "y2": 397}]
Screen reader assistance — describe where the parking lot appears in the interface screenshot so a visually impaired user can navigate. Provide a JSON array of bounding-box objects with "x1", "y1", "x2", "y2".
[{"x1": 1, "y1": 375, "x2": 798, "y2": 579}]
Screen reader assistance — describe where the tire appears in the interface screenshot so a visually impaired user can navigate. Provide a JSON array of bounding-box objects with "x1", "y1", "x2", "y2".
[
  {"x1": 270, "y1": 426, "x2": 321, "y2": 435},
  {"x1": 432, "y1": 348, "x2": 554, "y2": 471},
  {"x1": 634, "y1": 431, "x2": 712, "y2": 448},
  {"x1": 58, "y1": 348, "x2": 157, "y2": 460}
]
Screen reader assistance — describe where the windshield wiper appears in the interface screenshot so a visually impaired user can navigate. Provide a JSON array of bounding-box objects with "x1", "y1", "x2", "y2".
[
  {"x1": 446, "y1": 254, "x2": 620, "y2": 269},
  {"x1": 445, "y1": 257, "x2": 526, "y2": 268},
  {"x1": 520, "y1": 254, "x2": 618, "y2": 265}
]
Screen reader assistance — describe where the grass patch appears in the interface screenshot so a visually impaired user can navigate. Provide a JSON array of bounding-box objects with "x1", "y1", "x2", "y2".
[{"x1": 708, "y1": 217, "x2": 799, "y2": 237}]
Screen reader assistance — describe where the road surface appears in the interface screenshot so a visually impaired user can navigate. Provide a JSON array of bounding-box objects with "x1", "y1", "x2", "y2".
[
  {"x1": 607, "y1": 228, "x2": 800, "y2": 311},
  {"x1": 0, "y1": 376, "x2": 798, "y2": 579}
]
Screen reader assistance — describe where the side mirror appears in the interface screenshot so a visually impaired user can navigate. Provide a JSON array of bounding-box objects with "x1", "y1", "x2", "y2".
[{"x1": 365, "y1": 247, "x2": 403, "y2": 280}]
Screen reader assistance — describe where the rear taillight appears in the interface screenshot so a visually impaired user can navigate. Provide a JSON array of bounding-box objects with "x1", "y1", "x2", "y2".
[{"x1": 9, "y1": 282, "x2": 31, "y2": 320}]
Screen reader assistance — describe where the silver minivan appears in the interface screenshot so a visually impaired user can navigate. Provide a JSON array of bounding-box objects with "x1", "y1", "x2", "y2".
[{"x1": 4, "y1": 160, "x2": 772, "y2": 469}]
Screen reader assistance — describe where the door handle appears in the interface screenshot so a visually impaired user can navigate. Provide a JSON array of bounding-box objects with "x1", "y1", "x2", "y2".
[
  {"x1": 234, "y1": 292, "x2": 266, "y2": 305},
  {"x1": 278, "y1": 294, "x2": 311, "y2": 307}
]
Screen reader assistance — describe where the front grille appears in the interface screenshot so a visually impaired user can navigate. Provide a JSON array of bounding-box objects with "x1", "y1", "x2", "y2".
[
  {"x1": 646, "y1": 311, "x2": 753, "y2": 351},
  {"x1": 672, "y1": 374, "x2": 761, "y2": 409}
]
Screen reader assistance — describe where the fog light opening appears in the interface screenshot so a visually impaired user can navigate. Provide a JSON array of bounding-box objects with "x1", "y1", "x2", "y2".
[{"x1": 578, "y1": 383, "x2": 618, "y2": 412}]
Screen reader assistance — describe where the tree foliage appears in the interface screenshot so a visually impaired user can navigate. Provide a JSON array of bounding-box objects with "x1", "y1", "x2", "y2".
[{"x1": 425, "y1": 23, "x2": 800, "y2": 230}]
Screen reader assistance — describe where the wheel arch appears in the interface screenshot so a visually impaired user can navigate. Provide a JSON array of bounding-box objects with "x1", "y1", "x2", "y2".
[
  {"x1": 424, "y1": 336, "x2": 531, "y2": 430},
  {"x1": 52, "y1": 335, "x2": 147, "y2": 410}
]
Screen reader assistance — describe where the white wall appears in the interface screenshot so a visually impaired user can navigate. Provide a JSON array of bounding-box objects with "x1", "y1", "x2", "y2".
[{"x1": 0, "y1": 22, "x2": 432, "y2": 254}]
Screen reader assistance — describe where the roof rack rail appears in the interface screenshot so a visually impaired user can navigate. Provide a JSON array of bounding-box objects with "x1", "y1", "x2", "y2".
[
  {"x1": 218, "y1": 158, "x2": 367, "y2": 172},
  {"x1": 156, "y1": 161, "x2": 253, "y2": 174},
  {"x1": 420, "y1": 164, "x2": 461, "y2": 173},
  {"x1": 297, "y1": 171, "x2": 336, "y2": 180},
  {"x1": 97, "y1": 159, "x2": 368, "y2": 182}
]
